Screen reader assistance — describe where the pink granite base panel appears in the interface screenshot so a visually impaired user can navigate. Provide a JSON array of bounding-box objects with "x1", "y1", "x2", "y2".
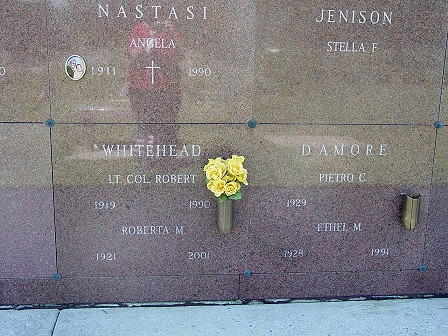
[
  {"x1": 425, "y1": 186, "x2": 448, "y2": 270},
  {"x1": 0, "y1": 188, "x2": 56, "y2": 279},
  {"x1": 239, "y1": 270, "x2": 447, "y2": 301},
  {"x1": 0, "y1": 274, "x2": 239, "y2": 305},
  {"x1": 1, "y1": 270, "x2": 445, "y2": 305}
]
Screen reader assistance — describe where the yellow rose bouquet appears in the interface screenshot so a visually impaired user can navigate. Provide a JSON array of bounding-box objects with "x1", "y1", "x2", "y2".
[{"x1": 203, "y1": 155, "x2": 248, "y2": 201}]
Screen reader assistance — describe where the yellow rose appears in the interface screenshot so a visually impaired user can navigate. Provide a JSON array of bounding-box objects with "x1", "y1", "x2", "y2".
[
  {"x1": 203, "y1": 157, "x2": 226, "y2": 172},
  {"x1": 224, "y1": 181, "x2": 241, "y2": 196},
  {"x1": 236, "y1": 168, "x2": 248, "y2": 185},
  {"x1": 208, "y1": 179, "x2": 226, "y2": 197},
  {"x1": 226, "y1": 158, "x2": 245, "y2": 176},
  {"x1": 203, "y1": 158, "x2": 216, "y2": 172},
  {"x1": 205, "y1": 166, "x2": 226, "y2": 180},
  {"x1": 231, "y1": 155, "x2": 245, "y2": 163}
]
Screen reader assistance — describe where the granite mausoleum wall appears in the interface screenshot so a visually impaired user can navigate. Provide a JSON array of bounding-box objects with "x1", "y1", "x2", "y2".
[{"x1": 0, "y1": 1, "x2": 447, "y2": 304}]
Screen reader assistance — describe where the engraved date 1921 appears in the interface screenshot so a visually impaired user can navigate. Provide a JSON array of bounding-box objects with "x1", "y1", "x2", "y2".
[{"x1": 96, "y1": 253, "x2": 116, "y2": 261}]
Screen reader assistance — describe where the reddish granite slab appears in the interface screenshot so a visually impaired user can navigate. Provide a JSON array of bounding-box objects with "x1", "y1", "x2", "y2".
[
  {"x1": 0, "y1": 1, "x2": 447, "y2": 305},
  {"x1": 0, "y1": 188, "x2": 56, "y2": 279},
  {"x1": 425, "y1": 129, "x2": 448, "y2": 269},
  {"x1": 0, "y1": 274, "x2": 239, "y2": 305},
  {"x1": 255, "y1": 0, "x2": 447, "y2": 124},
  {"x1": 0, "y1": 125, "x2": 56, "y2": 279},
  {"x1": 0, "y1": 0, "x2": 49, "y2": 122},
  {"x1": 239, "y1": 270, "x2": 448, "y2": 300},
  {"x1": 47, "y1": 1, "x2": 254, "y2": 123}
]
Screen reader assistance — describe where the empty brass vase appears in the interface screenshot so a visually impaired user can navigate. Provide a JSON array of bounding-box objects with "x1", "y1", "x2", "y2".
[{"x1": 402, "y1": 194, "x2": 421, "y2": 230}]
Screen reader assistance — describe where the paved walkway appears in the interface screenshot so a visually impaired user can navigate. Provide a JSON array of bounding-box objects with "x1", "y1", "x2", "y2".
[{"x1": 1, "y1": 298, "x2": 447, "y2": 336}]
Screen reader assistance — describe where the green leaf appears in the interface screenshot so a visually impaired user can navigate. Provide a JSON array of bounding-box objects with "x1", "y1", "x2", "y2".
[
  {"x1": 219, "y1": 194, "x2": 228, "y2": 202},
  {"x1": 228, "y1": 191, "x2": 242, "y2": 200}
]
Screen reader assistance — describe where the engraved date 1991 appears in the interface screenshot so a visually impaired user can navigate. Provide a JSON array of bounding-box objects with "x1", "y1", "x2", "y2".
[{"x1": 371, "y1": 248, "x2": 389, "y2": 256}]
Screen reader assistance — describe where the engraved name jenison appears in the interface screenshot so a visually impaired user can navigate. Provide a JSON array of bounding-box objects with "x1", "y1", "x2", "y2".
[{"x1": 315, "y1": 9, "x2": 392, "y2": 25}]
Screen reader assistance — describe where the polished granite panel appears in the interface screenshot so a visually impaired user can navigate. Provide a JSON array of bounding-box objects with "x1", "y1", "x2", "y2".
[
  {"x1": 0, "y1": 124, "x2": 56, "y2": 278},
  {"x1": 1, "y1": 1, "x2": 447, "y2": 304},
  {"x1": 0, "y1": 124, "x2": 53, "y2": 188},
  {"x1": 425, "y1": 129, "x2": 448, "y2": 269},
  {"x1": 47, "y1": 0, "x2": 254, "y2": 123},
  {"x1": 0, "y1": 0, "x2": 49, "y2": 122},
  {"x1": 255, "y1": 0, "x2": 447, "y2": 124},
  {"x1": 239, "y1": 125, "x2": 435, "y2": 274},
  {"x1": 432, "y1": 128, "x2": 448, "y2": 188},
  {"x1": 0, "y1": 275, "x2": 239, "y2": 304},
  {"x1": 51, "y1": 124, "x2": 250, "y2": 277},
  {"x1": 239, "y1": 270, "x2": 447, "y2": 300}
]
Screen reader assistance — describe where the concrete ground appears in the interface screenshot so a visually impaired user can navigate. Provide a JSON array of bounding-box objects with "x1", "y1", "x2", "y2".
[{"x1": 1, "y1": 298, "x2": 447, "y2": 336}]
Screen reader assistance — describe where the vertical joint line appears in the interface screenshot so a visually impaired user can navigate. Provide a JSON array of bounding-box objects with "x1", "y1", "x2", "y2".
[
  {"x1": 44, "y1": 1, "x2": 58, "y2": 274},
  {"x1": 436, "y1": 27, "x2": 448, "y2": 121},
  {"x1": 49, "y1": 128, "x2": 59, "y2": 273},
  {"x1": 44, "y1": 0, "x2": 53, "y2": 119}
]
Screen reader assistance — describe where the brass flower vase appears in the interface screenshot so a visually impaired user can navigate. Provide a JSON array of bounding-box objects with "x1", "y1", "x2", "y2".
[{"x1": 218, "y1": 199, "x2": 234, "y2": 234}]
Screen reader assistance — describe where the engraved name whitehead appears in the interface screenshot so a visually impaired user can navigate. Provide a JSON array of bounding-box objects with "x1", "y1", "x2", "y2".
[{"x1": 102, "y1": 144, "x2": 201, "y2": 157}]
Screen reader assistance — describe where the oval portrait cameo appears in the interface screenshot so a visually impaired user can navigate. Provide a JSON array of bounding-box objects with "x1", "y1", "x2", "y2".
[{"x1": 65, "y1": 55, "x2": 86, "y2": 80}]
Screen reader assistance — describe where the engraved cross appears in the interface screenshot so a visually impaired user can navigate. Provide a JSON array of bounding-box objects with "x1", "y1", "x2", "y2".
[{"x1": 145, "y1": 60, "x2": 160, "y2": 85}]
